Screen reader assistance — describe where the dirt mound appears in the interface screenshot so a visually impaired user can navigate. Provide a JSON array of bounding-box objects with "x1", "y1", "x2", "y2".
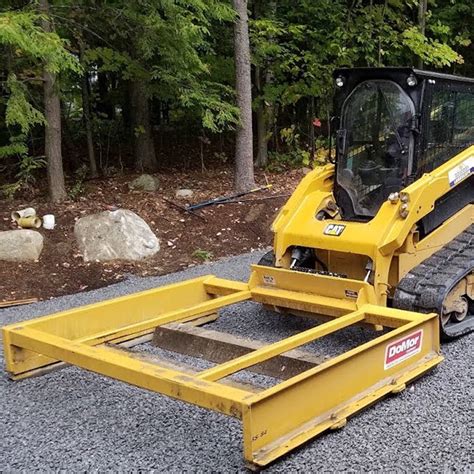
[{"x1": 0, "y1": 165, "x2": 303, "y2": 302}]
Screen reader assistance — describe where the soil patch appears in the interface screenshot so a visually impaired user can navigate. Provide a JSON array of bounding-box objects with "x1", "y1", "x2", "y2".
[{"x1": 0, "y1": 166, "x2": 304, "y2": 302}]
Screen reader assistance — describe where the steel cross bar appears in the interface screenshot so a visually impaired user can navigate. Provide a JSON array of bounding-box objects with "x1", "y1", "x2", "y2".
[
  {"x1": 3, "y1": 287, "x2": 251, "y2": 379},
  {"x1": 67, "y1": 289, "x2": 252, "y2": 346},
  {"x1": 7, "y1": 326, "x2": 250, "y2": 417},
  {"x1": 197, "y1": 310, "x2": 365, "y2": 382}
]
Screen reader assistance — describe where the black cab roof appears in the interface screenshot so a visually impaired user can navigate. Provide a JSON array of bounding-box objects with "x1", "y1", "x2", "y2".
[{"x1": 333, "y1": 67, "x2": 474, "y2": 85}]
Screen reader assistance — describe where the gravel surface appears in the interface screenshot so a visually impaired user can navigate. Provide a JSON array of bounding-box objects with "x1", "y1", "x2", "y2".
[{"x1": 1, "y1": 251, "x2": 472, "y2": 472}]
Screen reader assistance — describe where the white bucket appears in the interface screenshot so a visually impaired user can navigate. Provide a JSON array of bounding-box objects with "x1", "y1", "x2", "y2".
[{"x1": 42, "y1": 214, "x2": 56, "y2": 230}]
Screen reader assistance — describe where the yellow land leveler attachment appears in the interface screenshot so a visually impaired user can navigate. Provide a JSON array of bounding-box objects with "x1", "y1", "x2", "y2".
[
  {"x1": 2, "y1": 67, "x2": 473, "y2": 467},
  {"x1": 2, "y1": 276, "x2": 442, "y2": 467}
]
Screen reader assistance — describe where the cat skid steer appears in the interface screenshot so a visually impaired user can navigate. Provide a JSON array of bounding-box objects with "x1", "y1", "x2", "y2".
[{"x1": 3, "y1": 68, "x2": 473, "y2": 467}]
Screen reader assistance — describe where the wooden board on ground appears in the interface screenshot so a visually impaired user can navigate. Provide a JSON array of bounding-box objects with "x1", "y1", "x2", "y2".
[
  {"x1": 0, "y1": 298, "x2": 38, "y2": 308},
  {"x1": 106, "y1": 343, "x2": 260, "y2": 393},
  {"x1": 153, "y1": 323, "x2": 326, "y2": 380}
]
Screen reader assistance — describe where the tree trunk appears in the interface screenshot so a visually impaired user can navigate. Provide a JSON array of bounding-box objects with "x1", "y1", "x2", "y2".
[
  {"x1": 255, "y1": 65, "x2": 268, "y2": 168},
  {"x1": 97, "y1": 72, "x2": 114, "y2": 119},
  {"x1": 233, "y1": 0, "x2": 255, "y2": 191},
  {"x1": 255, "y1": 66, "x2": 275, "y2": 169},
  {"x1": 40, "y1": 0, "x2": 67, "y2": 202},
  {"x1": 418, "y1": 0, "x2": 427, "y2": 69},
  {"x1": 129, "y1": 79, "x2": 158, "y2": 172},
  {"x1": 377, "y1": 0, "x2": 388, "y2": 66},
  {"x1": 82, "y1": 73, "x2": 98, "y2": 178},
  {"x1": 253, "y1": 0, "x2": 276, "y2": 169},
  {"x1": 256, "y1": 105, "x2": 268, "y2": 168},
  {"x1": 79, "y1": 42, "x2": 98, "y2": 178}
]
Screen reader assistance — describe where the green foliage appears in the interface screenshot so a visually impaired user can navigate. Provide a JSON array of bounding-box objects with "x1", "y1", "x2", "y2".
[
  {"x1": 4, "y1": 74, "x2": 45, "y2": 134},
  {"x1": 251, "y1": 0, "x2": 468, "y2": 163},
  {"x1": 266, "y1": 151, "x2": 306, "y2": 172},
  {"x1": 1, "y1": 154, "x2": 46, "y2": 199},
  {"x1": 83, "y1": 0, "x2": 238, "y2": 133},
  {"x1": 181, "y1": 82, "x2": 239, "y2": 133},
  {"x1": 402, "y1": 26, "x2": 463, "y2": 67},
  {"x1": 252, "y1": 0, "x2": 465, "y2": 108},
  {"x1": 213, "y1": 151, "x2": 229, "y2": 164},
  {"x1": 17, "y1": 154, "x2": 47, "y2": 184},
  {"x1": 68, "y1": 164, "x2": 89, "y2": 200},
  {"x1": 251, "y1": 0, "x2": 349, "y2": 112},
  {"x1": 192, "y1": 249, "x2": 213, "y2": 262},
  {"x1": 0, "y1": 11, "x2": 81, "y2": 75},
  {"x1": 0, "y1": 140, "x2": 28, "y2": 159},
  {"x1": 0, "y1": 6, "x2": 81, "y2": 196},
  {"x1": 429, "y1": 0, "x2": 473, "y2": 75},
  {"x1": 266, "y1": 126, "x2": 311, "y2": 171},
  {"x1": 134, "y1": 125, "x2": 146, "y2": 138},
  {"x1": 0, "y1": 73, "x2": 48, "y2": 199},
  {"x1": 0, "y1": 0, "x2": 472, "y2": 200},
  {"x1": 0, "y1": 181, "x2": 21, "y2": 200},
  {"x1": 84, "y1": 47, "x2": 131, "y2": 74}
]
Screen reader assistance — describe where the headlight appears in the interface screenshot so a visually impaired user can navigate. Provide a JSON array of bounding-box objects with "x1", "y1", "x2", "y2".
[
  {"x1": 407, "y1": 74, "x2": 417, "y2": 87},
  {"x1": 335, "y1": 76, "x2": 345, "y2": 88}
]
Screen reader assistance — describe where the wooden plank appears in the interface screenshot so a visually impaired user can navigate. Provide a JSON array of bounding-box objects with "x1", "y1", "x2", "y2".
[
  {"x1": 153, "y1": 324, "x2": 326, "y2": 381},
  {"x1": 110, "y1": 313, "x2": 220, "y2": 349},
  {"x1": 182, "y1": 313, "x2": 220, "y2": 327},
  {"x1": 196, "y1": 311, "x2": 364, "y2": 382},
  {"x1": 0, "y1": 298, "x2": 38, "y2": 308},
  {"x1": 106, "y1": 345, "x2": 260, "y2": 393}
]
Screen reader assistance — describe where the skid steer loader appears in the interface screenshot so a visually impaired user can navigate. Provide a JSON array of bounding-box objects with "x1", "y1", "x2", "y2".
[{"x1": 2, "y1": 67, "x2": 473, "y2": 468}]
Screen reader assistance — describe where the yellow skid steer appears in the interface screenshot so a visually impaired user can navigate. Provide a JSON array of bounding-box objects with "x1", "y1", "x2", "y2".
[{"x1": 3, "y1": 68, "x2": 473, "y2": 467}]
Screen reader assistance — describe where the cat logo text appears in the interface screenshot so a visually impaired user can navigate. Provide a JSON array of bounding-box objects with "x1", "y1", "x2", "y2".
[{"x1": 324, "y1": 224, "x2": 346, "y2": 237}]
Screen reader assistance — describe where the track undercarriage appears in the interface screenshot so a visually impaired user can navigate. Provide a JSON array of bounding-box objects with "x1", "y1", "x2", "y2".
[{"x1": 395, "y1": 225, "x2": 474, "y2": 339}]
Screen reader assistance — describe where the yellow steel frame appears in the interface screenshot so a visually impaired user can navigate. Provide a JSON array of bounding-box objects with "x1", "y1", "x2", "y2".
[{"x1": 3, "y1": 274, "x2": 442, "y2": 467}]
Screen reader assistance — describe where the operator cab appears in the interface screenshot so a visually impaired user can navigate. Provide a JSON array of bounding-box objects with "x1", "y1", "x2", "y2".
[{"x1": 333, "y1": 68, "x2": 474, "y2": 222}]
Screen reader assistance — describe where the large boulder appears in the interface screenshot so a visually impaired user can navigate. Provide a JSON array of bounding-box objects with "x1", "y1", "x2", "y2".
[
  {"x1": 74, "y1": 210, "x2": 160, "y2": 262},
  {"x1": 128, "y1": 174, "x2": 159, "y2": 192},
  {"x1": 0, "y1": 230, "x2": 43, "y2": 262}
]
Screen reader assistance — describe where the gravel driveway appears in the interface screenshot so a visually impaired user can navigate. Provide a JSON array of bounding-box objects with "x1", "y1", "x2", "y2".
[{"x1": 1, "y1": 252, "x2": 472, "y2": 472}]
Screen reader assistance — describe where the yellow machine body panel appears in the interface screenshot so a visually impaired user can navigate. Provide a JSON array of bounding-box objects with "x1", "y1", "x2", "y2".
[{"x1": 272, "y1": 146, "x2": 473, "y2": 308}]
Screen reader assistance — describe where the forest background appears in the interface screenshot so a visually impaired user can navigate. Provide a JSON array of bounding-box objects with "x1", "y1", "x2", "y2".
[{"x1": 0, "y1": 0, "x2": 472, "y2": 201}]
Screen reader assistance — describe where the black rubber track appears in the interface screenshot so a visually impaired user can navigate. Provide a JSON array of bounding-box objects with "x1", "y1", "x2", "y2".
[{"x1": 393, "y1": 224, "x2": 474, "y2": 340}]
